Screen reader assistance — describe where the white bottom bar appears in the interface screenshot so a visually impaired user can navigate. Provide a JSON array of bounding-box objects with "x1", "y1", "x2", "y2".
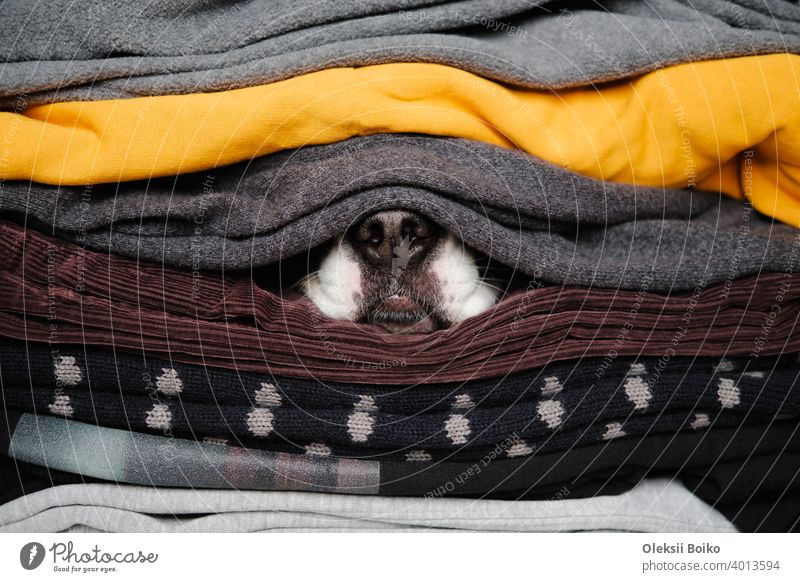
[{"x1": 1, "y1": 533, "x2": 797, "y2": 581}]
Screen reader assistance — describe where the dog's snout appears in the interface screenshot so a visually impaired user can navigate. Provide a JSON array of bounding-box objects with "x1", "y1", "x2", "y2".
[
  {"x1": 306, "y1": 209, "x2": 499, "y2": 332},
  {"x1": 347, "y1": 210, "x2": 440, "y2": 267}
]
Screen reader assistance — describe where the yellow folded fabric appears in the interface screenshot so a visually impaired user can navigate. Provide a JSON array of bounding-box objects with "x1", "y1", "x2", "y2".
[{"x1": 1, "y1": 54, "x2": 799, "y2": 226}]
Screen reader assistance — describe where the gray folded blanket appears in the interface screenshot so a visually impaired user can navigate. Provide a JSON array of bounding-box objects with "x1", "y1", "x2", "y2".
[
  {"x1": 0, "y1": 480, "x2": 737, "y2": 533},
  {"x1": 5, "y1": 134, "x2": 798, "y2": 290},
  {"x1": 2, "y1": 0, "x2": 800, "y2": 106}
]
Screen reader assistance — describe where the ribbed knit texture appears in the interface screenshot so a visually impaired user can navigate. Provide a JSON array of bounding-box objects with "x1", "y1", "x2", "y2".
[{"x1": 2, "y1": 220, "x2": 800, "y2": 384}]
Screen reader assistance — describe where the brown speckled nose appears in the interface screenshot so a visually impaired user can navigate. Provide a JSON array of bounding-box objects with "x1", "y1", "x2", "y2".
[{"x1": 347, "y1": 210, "x2": 440, "y2": 267}]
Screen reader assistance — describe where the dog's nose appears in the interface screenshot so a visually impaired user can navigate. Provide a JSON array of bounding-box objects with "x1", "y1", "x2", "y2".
[{"x1": 347, "y1": 210, "x2": 440, "y2": 267}]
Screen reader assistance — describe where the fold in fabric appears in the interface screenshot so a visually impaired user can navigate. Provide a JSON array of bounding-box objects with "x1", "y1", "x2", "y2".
[
  {"x1": 2, "y1": 56, "x2": 800, "y2": 225},
  {"x1": 0, "y1": 480, "x2": 738, "y2": 533},
  {"x1": 3, "y1": 414, "x2": 798, "y2": 531},
  {"x1": 7, "y1": 134, "x2": 800, "y2": 288},
  {"x1": 2, "y1": 0, "x2": 799, "y2": 105},
  {"x1": 3, "y1": 222, "x2": 800, "y2": 384},
  {"x1": 2, "y1": 339, "x2": 798, "y2": 458}
]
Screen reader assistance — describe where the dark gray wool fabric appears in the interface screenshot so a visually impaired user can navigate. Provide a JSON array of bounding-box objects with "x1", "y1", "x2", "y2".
[
  {"x1": 4, "y1": 134, "x2": 799, "y2": 291},
  {"x1": 2, "y1": 0, "x2": 800, "y2": 106}
]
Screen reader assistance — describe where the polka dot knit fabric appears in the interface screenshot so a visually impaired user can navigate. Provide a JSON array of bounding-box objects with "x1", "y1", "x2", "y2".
[{"x1": 3, "y1": 340, "x2": 798, "y2": 462}]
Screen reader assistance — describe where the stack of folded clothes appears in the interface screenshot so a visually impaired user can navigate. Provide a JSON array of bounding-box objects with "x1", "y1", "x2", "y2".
[{"x1": 1, "y1": 0, "x2": 799, "y2": 533}]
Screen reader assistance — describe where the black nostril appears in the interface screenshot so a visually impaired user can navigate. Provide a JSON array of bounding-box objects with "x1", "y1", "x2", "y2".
[
  {"x1": 351, "y1": 221, "x2": 383, "y2": 246},
  {"x1": 401, "y1": 218, "x2": 431, "y2": 241},
  {"x1": 348, "y1": 210, "x2": 440, "y2": 267}
]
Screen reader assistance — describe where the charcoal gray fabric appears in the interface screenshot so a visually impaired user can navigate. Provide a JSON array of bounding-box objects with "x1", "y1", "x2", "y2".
[
  {"x1": 2, "y1": 0, "x2": 800, "y2": 107},
  {"x1": 4, "y1": 134, "x2": 799, "y2": 290},
  {"x1": 0, "y1": 479, "x2": 737, "y2": 533}
]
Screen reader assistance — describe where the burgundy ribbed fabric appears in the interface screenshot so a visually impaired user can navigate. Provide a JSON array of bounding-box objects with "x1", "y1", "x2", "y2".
[{"x1": 1, "y1": 221, "x2": 798, "y2": 384}]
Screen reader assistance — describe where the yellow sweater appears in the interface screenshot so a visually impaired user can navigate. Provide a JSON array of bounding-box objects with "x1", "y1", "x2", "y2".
[{"x1": 2, "y1": 54, "x2": 799, "y2": 225}]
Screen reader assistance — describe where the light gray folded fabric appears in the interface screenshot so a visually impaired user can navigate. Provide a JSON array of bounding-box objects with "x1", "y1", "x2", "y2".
[
  {"x1": 0, "y1": 479, "x2": 738, "y2": 533},
  {"x1": 1, "y1": 0, "x2": 799, "y2": 106},
  {"x1": 5, "y1": 134, "x2": 798, "y2": 290}
]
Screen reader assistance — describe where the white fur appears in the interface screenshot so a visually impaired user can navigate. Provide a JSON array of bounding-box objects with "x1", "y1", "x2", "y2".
[
  {"x1": 430, "y1": 235, "x2": 499, "y2": 323},
  {"x1": 306, "y1": 232, "x2": 497, "y2": 326},
  {"x1": 303, "y1": 239, "x2": 363, "y2": 320}
]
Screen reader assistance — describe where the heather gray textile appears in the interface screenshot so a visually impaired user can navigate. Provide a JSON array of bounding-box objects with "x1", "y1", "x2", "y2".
[
  {"x1": 7, "y1": 414, "x2": 380, "y2": 495},
  {"x1": 5, "y1": 134, "x2": 799, "y2": 290},
  {"x1": 2, "y1": 0, "x2": 800, "y2": 107},
  {"x1": 0, "y1": 479, "x2": 737, "y2": 533}
]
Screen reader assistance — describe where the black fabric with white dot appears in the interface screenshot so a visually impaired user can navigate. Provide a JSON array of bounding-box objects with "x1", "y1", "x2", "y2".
[{"x1": 4, "y1": 341, "x2": 798, "y2": 462}]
